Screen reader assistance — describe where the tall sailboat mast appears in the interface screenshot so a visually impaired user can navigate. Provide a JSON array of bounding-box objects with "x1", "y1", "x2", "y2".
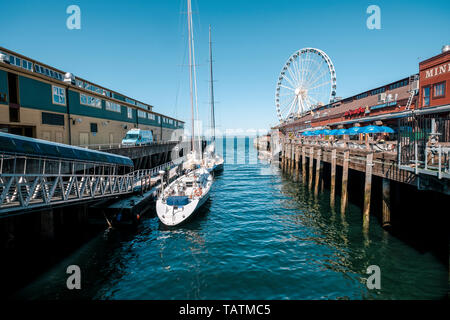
[
  {"x1": 209, "y1": 25, "x2": 216, "y2": 145},
  {"x1": 187, "y1": 0, "x2": 195, "y2": 152}
]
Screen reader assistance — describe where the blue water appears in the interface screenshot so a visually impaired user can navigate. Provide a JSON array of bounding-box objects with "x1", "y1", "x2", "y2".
[{"x1": 16, "y1": 138, "x2": 448, "y2": 299}]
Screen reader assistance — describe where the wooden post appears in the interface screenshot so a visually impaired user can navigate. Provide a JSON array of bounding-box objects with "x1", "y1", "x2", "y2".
[
  {"x1": 302, "y1": 147, "x2": 306, "y2": 182},
  {"x1": 340, "y1": 150, "x2": 349, "y2": 215},
  {"x1": 363, "y1": 152, "x2": 373, "y2": 232},
  {"x1": 382, "y1": 178, "x2": 391, "y2": 228},
  {"x1": 330, "y1": 149, "x2": 337, "y2": 207},
  {"x1": 282, "y1": 143, "x2": 286, "y2": 170},
  {"x1": 288, "y1": 143, "x2": 292, "y2": 172},
  {"x1": 314, "y1": 149, "x2": 321, "y2": 196},
  {"x1": 295, "y1": 146, "x2": 300, "y2": 180},
  {"x1": 289, "y1": 143, "x2": 293, "y2": 172},
  {"x1": 309, "y1": 147, "x2": 314, "y2": 189}
]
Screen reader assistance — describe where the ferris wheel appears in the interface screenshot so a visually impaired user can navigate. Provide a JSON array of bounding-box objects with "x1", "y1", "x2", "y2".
[{"x1": 275, "y1": 48, "x2": 336, "y2": 123}]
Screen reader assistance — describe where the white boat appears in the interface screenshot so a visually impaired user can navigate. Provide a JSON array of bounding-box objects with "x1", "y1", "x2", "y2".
[
  {"x1": 156, "y1": 0, "x2": 213, "y2": 226},
  {"x1": 156, "y1": 167, "x2": 212, "y2": 226}
]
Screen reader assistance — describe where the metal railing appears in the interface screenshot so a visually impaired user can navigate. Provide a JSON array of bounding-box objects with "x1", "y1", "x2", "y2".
[
  {"x1": 397, "y1": 116, "x2": 450, "y2": 179},
  {"x1": 0, "y1": 156, "x2": 186, "y2": 214},
  {"x1": 77, "y1": 140, "x2": 179, "y2": 151}
]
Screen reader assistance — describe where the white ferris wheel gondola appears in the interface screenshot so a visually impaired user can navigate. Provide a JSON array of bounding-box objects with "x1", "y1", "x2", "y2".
[{"x1": 275, "y1": 48, "x2": 336, "y2": 123}]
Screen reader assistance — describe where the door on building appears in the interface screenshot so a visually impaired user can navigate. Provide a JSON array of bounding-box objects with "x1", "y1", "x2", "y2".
[
  {"x1": 42, "y1": 131, "x2": 51, "y2": 141},
  {"x1": 7, "y1": 72, "x2": 20, "y2": 122},
  {"x1": 109, "y1": 133, "x2": 114, "y2": 145},
  {"x1": 80, "y1": 132, "x2": 89, "y2": 146},
  {"x1": 55, "y1": 131, "x2": 63, "y2": 143}
]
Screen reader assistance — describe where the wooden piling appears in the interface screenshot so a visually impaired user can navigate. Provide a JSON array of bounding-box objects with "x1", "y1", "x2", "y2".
[
  {"x1": 308, "y1": 147, "x2": 314, "y2": 189},
  {"x1": 340, "y1": 150, "x2": 349, "y2": 215},
  {"x1": 382, "y1": 178, "x2": 391, "y2": 228},
  {"x1": 330, "y1": 149, "x2": 337, "y2": 207},
  {"x1": 320, "y1": 162, "x2": 324, "y2": 192},
  {"x1": 289, "y1": 142, "x2": 294, "y2": 173},
  {"x1": 302, "y1": 147, "x2": 306, "y2": 181},
  {"x1": 314, "y1": 149, "x2": 321, "y2": 196},
  {"x1": 363, "y1": 153, "x2": 374, "y2": 232}
]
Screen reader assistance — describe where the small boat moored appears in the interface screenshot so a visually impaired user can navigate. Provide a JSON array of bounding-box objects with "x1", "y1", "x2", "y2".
[{"x1": 156, "y1": 167, "x2": 213, "y2": 226}]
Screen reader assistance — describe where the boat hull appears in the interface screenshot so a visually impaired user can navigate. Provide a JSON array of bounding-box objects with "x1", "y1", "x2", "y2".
[{"x1": 156, "y1": 188, "x2": 210, "y2": 226}]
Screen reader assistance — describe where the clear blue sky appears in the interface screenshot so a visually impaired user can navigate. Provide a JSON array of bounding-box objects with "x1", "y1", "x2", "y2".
[{"x1": 1, "y1": 0, "x2": 449, "y2": 135}]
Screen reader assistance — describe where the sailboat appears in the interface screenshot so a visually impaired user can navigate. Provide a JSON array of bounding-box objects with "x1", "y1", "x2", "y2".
[
  {"x1": 203, "y1": 25, "x2": 224, "y2": 173},
  {"x1": 156, "y1": 0, "x2": 213, "y2": 227}
]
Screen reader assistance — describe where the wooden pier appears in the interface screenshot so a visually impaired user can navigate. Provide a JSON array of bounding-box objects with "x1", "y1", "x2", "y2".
[{"x1": 278, "y1": 137, "x2": 450, "y2": 232}]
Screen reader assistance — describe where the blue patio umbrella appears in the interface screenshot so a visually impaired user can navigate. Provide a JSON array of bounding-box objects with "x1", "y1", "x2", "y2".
[
  {"x1": 360, "y1": 125, "x2": 382, "y2": 134},
  {"x1": 329, "y1": 129, "x2": 339, "y2": 135},
  {"x1": 347, "y1": 127, "x2": 362, "y2": 135},
  {"x1": 379, "y1": 126, "x2": 395, "y2": 133},
  {"x1": 314, "y1": 129, "x2": 325, "y2": 135},
  {"x1": 302, "y1": 131, "x2": 312, "y2": 136},
  {"x1": 336, "y1": 129, "x2": 348, "y2": 135},
  {"x1": 322, "y1": 129, "x2": 332, "y2": 135}
]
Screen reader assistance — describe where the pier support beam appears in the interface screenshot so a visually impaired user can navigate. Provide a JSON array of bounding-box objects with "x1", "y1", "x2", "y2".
[
  {"x1": 340, "y1": 151, "x2": 350, "y2": 215},
  {"x1": 382, "y1": 178, "x2": 391, "y2": 228},
  {"x1": 291, "y1": 143, "x2": 295, "y2": 173},
  {"x1": 302, "y1": 147, "x2": 306, "y2": 182},
  {"x1": 330, "y1": 149, "x2": 337, "y2": 207},
  {"x1": 40, "y1": 209, "x2": 55, "y2": 240},
  {"x1": 308, "y1": 147, "x2": 314, "y2": 190},
  {"x1": 363, "y1": 153, "x2": 374, "y2": 232},
  {"x1": 288, "y1": 143, "x2": 292, "y2": 172},
  {"x1": 314, "y1": 149, "x2": 322, "y2": 197},
  {"x1": 294, "y1": 146, "x2": 300, "y2": 180}
]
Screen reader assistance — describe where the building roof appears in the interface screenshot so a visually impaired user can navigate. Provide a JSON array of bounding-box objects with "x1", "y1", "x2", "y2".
[
  {"x1": 0, "y1": 46, "x2": 184, "y2": 123},
  {"x1": 0, "y1": 132, "x2": 134, "y2": 166}
]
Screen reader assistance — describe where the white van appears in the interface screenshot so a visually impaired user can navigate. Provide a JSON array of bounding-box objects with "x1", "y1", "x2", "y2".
[{"x1": 121, "y1": 129, "x2": 153, "y2": 146}]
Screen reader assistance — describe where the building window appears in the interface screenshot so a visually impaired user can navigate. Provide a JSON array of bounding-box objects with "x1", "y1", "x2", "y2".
[
  {"x1": 80, "y1": 93, "x2": 101, "y2": 108},
  {"x1": 148, "y1": 113, "x2": 155, "y2": 120},
  {"x1": 4, "y1": 52, "x2": 33, "y2": 72},
  {"x1": 127, "y1": 107, "x2": 133, "y2": 119},
  {"x1": 423, "y1": 87, "x2": 430, "y2": 107},
  {"x1": 52, "y1": 85, "x2": 66, "y2": 106},
  {"x1": 35, "y1": 64, "x2": 63, "y2": 80},
  {"x1": 389, "y1": 80, "x2": 408, "y2": 90},
  {"x1": 126, "y1": 98, "x2": 136, "y2": 105},
  {"x1": 90, "y1": 123, "x2": 98, "y2": 133},
  {"x1": 355, "y1": 93, "x2": 368, "y2": 100},
  {"x1": 433, "y1": 82, "x2": 445, "y2": 98},
  {"x1": 42, "y1": 112, "x2": 64, "y2": 126},
  {"x1": 105, "y1": 100, "x2": 121, "y2": 113},
  {"x1": 138, "y1": 110, "x2": 146, "y2": 118},
  {"x1": 371, "y1": 87, "x2": 385, "y2": 95},
  {"x1": 137, "y1": 102, "x2": 148, "y2": 109}
]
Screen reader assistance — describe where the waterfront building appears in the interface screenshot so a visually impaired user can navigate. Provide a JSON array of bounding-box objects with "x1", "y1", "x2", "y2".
[
  {"x1": 277, "y1": 46, "x2": 450, "y2": 134},
  {"x1": 419, "y1": 46, "x2": 450, "y2": 109},
  {"x1": 0, "y1": 47, "x2": 184, "y2": 146}
]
